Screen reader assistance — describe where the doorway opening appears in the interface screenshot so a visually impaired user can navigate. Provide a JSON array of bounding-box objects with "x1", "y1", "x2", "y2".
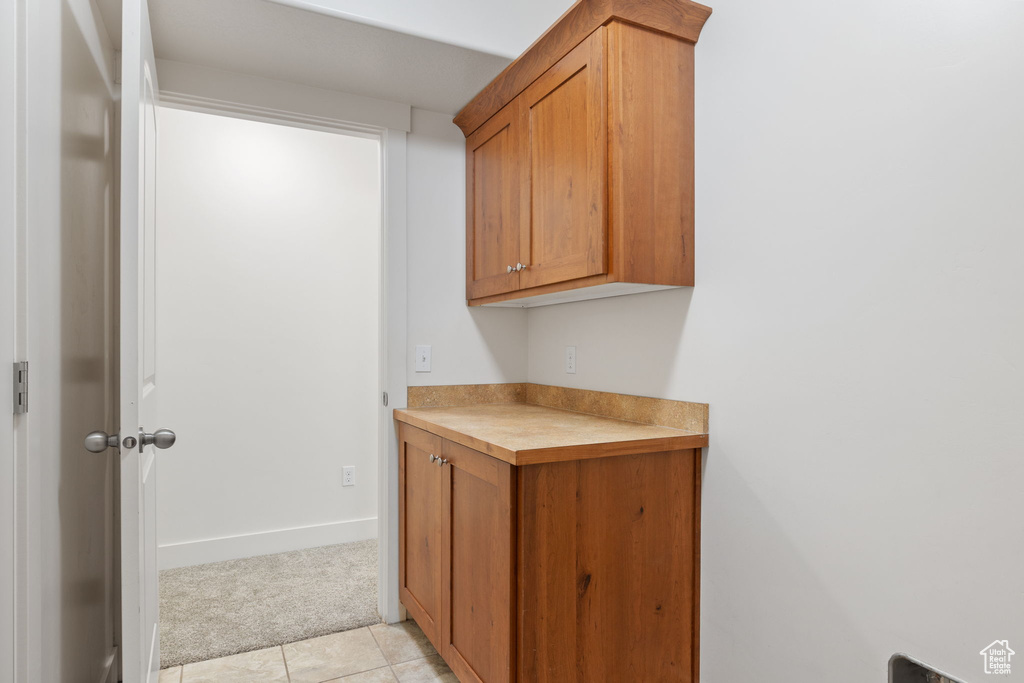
[{"x1": 152, "y1": 105, "x2": 385, "y2": 668}]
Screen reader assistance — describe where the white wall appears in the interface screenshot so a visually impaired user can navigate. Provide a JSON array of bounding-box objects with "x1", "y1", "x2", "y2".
[
  {"x1": 526, "y1": 1, "x2": 1024, "y2": 681},
  {"x1": 405, "y1": 107, "x2": 528, "y2": 386},
  {"x1": 155, "y1": 107, "x2": 381, "y2": 568}
]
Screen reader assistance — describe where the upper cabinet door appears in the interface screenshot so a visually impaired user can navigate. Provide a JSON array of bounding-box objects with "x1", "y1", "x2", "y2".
[
  {"x1": 466, "y1": 100, "x2": 525, "y2": 300},
  {"x1": 519, "y1": 28, "x2": 607, "y2": 290}
]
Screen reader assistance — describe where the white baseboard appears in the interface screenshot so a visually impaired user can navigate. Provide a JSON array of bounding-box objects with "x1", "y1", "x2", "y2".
[{"x1": 158, "y1": 518, "x2": 378, "y2": 570}]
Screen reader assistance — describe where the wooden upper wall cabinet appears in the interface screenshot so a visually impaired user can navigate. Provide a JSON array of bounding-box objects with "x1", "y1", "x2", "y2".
[{"x1": 458, "y1": 0, "x2": 712, "y2": 308}]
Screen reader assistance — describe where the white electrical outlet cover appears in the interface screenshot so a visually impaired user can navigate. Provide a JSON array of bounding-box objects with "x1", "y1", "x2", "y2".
[
  {"x1": 565, "y1": 346, "x2": 577, "y2": 374},
  {"x1": 415, "y1": 345, "x2": 432, "y2": 372}
]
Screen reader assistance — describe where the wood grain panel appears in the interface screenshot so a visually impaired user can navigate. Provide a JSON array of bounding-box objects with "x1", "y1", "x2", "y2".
[
  {"x1": 519, "y1": 29, "x2": 607, "y2": 290},
  {"x1": 466, "y1": 100, "x2": 523, "y2": 300},
  {"x1": 441, "y1": 440, "x2": 515, "y2": 683},
  {"x1": 398, "y1": 424, "x2": 444, "y2": 646},
  {"x1": 467, "y1": 273, "x2": 613, "y2": 307},
  {"x1": 453, "y1": 0, "x2": 712, "y2": 136},
  {"x1": 518, "y1": 450, "x2": 700, "y2": 681},
  {"x1": 517, "y1": 461, "x2": 577, "y2": 682},
  {"x1": 691, "y1": 449, "x2": 703, "y2": 683},
  {"x1": 608, "y1": 21, "x2": 696, "y2": 286}
]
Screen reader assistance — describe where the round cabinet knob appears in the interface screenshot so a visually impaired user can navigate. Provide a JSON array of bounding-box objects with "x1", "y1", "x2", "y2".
[
  {"x1": 429, "y1": 454, "x2": 437, "y2": 463},
  {"x1": 436, "y1": 457, "x2": 448, "y2": 467},
  {"x1": 516, "y1": 263, "x2": 526, "y2": 271},
  {"x1": 507, "y1": 265, "x2": 513, "y2": 273}
]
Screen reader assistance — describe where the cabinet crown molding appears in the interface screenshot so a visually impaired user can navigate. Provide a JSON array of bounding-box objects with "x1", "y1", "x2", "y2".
[{"x1": 454, "y1": 0, "x2": 712, "y2": 136}]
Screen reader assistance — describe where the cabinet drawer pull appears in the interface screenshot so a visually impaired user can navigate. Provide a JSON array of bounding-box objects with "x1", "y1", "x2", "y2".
[
  {"x1": 515, "y1": 262, "x2": 526, "y2": 271},
  {"x1": 437, "y1": 458, "x2": 448, "y2": 467},
  {"x1": 429, "y1": 454, "x2": 437, "y2": 463},
  {"x1": 506, "y1": 265, "x2": 513, "y2": 274}
]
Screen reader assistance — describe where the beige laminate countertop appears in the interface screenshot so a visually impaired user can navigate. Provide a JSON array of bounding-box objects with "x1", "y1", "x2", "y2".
[{"x1": 394, "y1": 402, "x2": 709, "y2": 466}]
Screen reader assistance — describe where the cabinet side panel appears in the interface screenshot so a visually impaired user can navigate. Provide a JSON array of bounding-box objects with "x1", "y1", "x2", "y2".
[
  {"x1": 608, "y1": 22, "x2": 695, "y2": 286},
  {"x1": 692, "y1": 449, "x2": 703, "y2": 683},
  {"x1": 577, "y1": 450, "x2": 696, "y2": 681},
  {"x1": 518, "y1": 461, "x2": 579, "y2": 682},
  {"x1": 519, "y1": 450, "x2": 697, "y2": 682}
]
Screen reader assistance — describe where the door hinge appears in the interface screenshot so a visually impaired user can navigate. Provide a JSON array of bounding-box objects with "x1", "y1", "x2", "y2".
[
  {"x1": 382, "y1": 391, "x2": 389, "y2": 407},
  {"x1": 12, "y1": 361, "x2": 28, "y2": 414}
]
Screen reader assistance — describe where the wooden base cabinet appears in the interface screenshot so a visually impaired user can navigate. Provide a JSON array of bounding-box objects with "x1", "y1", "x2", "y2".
[{"x1": 398, "y1": 423, "x2": 702, "y2": 682}]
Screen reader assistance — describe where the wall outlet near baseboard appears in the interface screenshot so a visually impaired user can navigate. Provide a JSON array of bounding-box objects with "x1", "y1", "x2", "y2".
[
  {"x1": 343, "y1": 466, "x2": 355, "y2": 487},
  {"x1": 565, "y1": 346, "x2": 577, "y2": 374}
]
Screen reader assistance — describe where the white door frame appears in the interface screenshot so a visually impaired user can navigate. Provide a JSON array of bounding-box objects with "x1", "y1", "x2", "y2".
[{"x1": 156, "y1": 95, "x2": 409, "y2": 624}]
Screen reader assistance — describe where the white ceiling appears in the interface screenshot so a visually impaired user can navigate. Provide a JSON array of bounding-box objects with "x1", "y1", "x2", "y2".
[
  {"x1": 96, "y1": 0, "x2": 522, "y2": 114},
  {"x1": 267, "y1": 0, "x2": 573, "y2": 59}
]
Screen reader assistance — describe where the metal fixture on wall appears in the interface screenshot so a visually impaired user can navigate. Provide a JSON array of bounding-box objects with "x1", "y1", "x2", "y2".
[{"x1": 890, "y1": 654, "x2": 968, "y2": 683}]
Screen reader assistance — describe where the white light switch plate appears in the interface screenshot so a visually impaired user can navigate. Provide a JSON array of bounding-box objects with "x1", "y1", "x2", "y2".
[
  {"x1": 415, "y1": 345, "x2": 431, "y2": 372},
  {"x1": 565, "y1": 346, "x2": 577, "y2": 374}
]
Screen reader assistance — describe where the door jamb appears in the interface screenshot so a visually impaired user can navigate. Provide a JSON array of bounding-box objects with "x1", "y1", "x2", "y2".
[{"x1": 155, "y1": 97, "x2": 408, "y2": 624}]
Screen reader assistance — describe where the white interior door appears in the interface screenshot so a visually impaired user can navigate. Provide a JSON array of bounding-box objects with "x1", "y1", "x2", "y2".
[{"x1": 120, "y1": 0, "x2": 163, "y2": 680}]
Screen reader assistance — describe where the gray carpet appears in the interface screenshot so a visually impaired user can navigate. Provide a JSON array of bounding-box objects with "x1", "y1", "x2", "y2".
[{"x1": 159, "y1": 539, "x2": 380, "y2": 668}]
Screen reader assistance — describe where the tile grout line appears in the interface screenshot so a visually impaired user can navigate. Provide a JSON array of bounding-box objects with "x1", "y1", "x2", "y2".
[
  {"x1": 367, "y1": 624, "x2": 392, "y2": 667},
  {"x1": 370, "y1": 627, "x2": 405, "y2": 680},
  {"x1": 281, "y1": 644, "x2": 291, "y2": 683}
]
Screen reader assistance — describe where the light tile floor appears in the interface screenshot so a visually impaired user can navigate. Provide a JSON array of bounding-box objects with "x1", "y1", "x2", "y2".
[{"x1": 158, "y1": 621, "x2": 458, "y2": 683}]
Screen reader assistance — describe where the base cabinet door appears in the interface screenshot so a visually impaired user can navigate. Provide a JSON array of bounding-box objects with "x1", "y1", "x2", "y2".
[
  {"x1": 398, "y1": 424, "x2": 445, "y2": 645},
  {"x1": 441, "y1": 440, "x2": 515, "y2": 683}
]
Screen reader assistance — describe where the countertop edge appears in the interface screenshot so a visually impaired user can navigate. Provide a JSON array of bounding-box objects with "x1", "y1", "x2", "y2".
[{"x1": 394, "y1": 407, "x2": 708, "y2": 466}]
